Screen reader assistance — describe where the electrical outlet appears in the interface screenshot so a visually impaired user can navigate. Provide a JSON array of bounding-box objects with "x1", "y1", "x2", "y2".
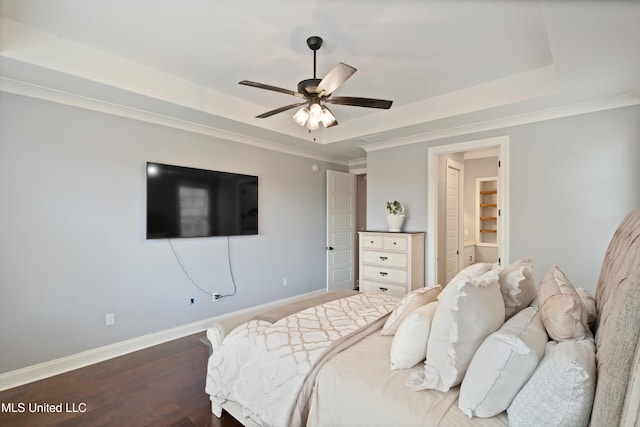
[
  {"x1": 212, "y1": 292, "x2": 221, "y2": 302},
  {"x1": 282, "y1": 278, "x2": 288, "y2": 287},
  {"x1": 190, "y1": 298, "x2": 195, "y2": 305},
  {"x1": 105, "y1": 313, "x2": 115, "y2": 326}
]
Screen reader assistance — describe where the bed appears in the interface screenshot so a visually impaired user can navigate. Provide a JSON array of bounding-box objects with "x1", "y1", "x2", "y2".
[{"x1": 205, "y1": 208, "x2": 640, "y2": 427}]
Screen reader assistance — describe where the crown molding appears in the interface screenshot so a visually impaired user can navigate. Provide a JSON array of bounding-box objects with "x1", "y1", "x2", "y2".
[
  {"x1": 0, "y1": 77, "x2": 351, "y2": 166},
  {"x1": 3, "y1": 76, "x2": 638, "y2": 166},
  {"x1": 361, "y1": 93, "x2": 640, "y2": 153}
]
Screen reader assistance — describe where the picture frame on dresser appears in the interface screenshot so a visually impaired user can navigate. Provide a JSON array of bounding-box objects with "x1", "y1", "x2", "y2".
[{"x1": 358, "y1": 231, "x2": 426, "y2": 297}]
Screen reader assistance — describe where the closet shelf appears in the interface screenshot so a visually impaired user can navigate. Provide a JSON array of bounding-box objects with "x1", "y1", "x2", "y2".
[{"x1": 477, "y1": 176, "x2": 498, "y2": 246}]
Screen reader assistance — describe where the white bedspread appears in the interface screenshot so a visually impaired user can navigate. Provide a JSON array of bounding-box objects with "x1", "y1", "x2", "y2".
[
  {"x1": 205, "y1": 292, "x2": 398, "y2": 427},
  {"x1": 307, "y1": 331, "x2": 510, "y2": 427}
]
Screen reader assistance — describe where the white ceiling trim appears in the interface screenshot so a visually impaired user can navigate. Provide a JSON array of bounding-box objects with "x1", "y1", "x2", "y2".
[
  {"x1": 326, "y1": 65, "x2": 558, "y2": 145},
  {"x1": 3, "y1": 15, "x2": 639, "y2": 162},
  {"x1": 0, "y1": 17, "x2": 311, "y2": 139},
  {"x1": 0, "y1": 17, "x2": 559, "y2": 147},
  {"x1": 2, "y1": 2, "x2": 640, "y2": 161},
  {"x1": 0, "y1": 77, "x2": 351, "y2": 165},
  {"x1": 4, "y1": 75, "x2": 638, "y2": 167},
  {"x1": 347, "y1": 157, "x2": 367, "y2": 173},
  {"x1": 361, "y1": 93, "x2": 640, "y2": 153}
]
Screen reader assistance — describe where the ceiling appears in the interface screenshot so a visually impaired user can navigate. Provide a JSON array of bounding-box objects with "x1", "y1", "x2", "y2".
[{"x1": 1, "y1": 0, "x2": 639, "y2": 164}]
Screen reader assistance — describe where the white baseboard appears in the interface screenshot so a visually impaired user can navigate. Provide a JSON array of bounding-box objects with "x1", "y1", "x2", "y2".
[{"x1": 0, "y1": 289, "x2": 324, "y2": 392}]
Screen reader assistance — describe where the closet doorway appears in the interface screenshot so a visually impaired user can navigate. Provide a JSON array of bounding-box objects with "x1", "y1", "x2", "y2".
[{"x1": 427, "y1": 136, "x2": 510, "y2": 287}]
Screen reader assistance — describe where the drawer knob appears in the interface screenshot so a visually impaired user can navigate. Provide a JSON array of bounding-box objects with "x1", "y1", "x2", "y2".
[
  {"x1": 379, "y1": 271, "x2": 388, "y2": 277},
  {"x1": 370, "y1": 240, "x2": 374, "y2": 244},
  {"x1": 379, "y1": 256, "x2": 388, "y2": 261},
  {"x1": 379, "y1": 287, "x2": 388, "y2": 292}
]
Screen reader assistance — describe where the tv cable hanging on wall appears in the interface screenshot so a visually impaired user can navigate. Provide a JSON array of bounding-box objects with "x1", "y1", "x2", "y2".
[{"x1": 168, "y1": 237, "x2": 238, "y2": 300}]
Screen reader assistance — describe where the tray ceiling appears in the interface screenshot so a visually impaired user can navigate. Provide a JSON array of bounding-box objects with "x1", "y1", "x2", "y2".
[{"x1": 1, "y1": 0, "x2": 639, "y2": 163}]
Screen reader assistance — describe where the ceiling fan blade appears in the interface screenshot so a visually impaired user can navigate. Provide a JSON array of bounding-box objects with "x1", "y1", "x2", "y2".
[
  {"x1": 326, "y1": 96, "x2": 393, "y2": 109},
  {"x1": 255, "y1": 102, "x2": 307, "y2": 119},
  {"x1": 315, "y1": 63, "x2": 357, "y2": 96},
  {"x1": 239, "y1": 80, "x2": 307, "y2": 99}
]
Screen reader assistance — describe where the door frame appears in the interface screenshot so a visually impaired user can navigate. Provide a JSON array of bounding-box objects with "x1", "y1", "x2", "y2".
[{"x1": 427, "y1": 136, "x2": 510, "y2": 286}]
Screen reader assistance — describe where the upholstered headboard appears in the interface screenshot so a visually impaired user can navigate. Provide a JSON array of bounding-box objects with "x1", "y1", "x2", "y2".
[{"x1": 592, "y1": 208, "x2": 640, "y2": 427}]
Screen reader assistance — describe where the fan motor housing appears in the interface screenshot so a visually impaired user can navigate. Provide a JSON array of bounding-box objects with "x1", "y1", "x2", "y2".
[{"x1": 298, "y1": 78, "x2": 322, "y2": 94}]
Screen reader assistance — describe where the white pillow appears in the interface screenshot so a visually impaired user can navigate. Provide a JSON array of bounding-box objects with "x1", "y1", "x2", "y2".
[
  {"x1": 538, "y1": 265, "x2": 588, "y2": 341},
  {"x1": 459, "y1": 307, "x2": 547, "y2": 418},
  {"x1": 508, "y1": 337, "x2": 596, "y2": 427},
  {"x1": 496, "y1": 258, "x2": 536, "y2": 319},
  {"x1": 450, "y1": 262, "x2": 493, "y2": 282},
  {"x1": 406, "y1": 269, "x2": 504, "y2": 392},
  {"x1": 381, "y1": 285, "x2": 441, "y2": 336},
  {"x1": 575, "y1": 287, "x2": 597, "y2": 331},
  {"x1": 390, "y1": 302, "x2": 439, "y2": 369}
]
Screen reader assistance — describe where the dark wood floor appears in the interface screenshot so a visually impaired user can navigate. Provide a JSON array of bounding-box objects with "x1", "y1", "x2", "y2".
[{"x1": 0, "y1": 333, "x2": 244, "y2": 427}]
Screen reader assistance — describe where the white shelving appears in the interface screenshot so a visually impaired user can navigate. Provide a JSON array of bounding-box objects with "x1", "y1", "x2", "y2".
[{"x1": 476, "y1": 177, "x2": 498, "y2": 247}]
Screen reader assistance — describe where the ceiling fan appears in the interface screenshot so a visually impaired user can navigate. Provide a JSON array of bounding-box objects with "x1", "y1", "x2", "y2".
[{"x1": 239, "y1": 36, "x2": 393, "y2": 130}]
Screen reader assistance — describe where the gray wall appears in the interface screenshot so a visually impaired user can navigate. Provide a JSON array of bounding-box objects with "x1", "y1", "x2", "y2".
[
  {"x1": 0, "y1": 93, "x2": 346, "y2": 373},
  {"x1": 367, "y1": 105, "x2": 640, "y2": 294},
  {"x1": 366, "y1": 144, "x2": 430, "y2": 233}
]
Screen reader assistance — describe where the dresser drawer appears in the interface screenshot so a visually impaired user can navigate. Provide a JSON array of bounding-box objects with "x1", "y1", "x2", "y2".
[
  {"x1": 361, "y1": 280, "x2": 406, "y2": 298},
  {"x1": 362, "y1": 235, "x2": 383, "y2": 249},
  {"x1": 363, "y1": 265, "x2": 408, "y2": 284},
  {"x1": 383, "y1": 236, "x2": 407, "y2": 251},
  {"x1": 362, "y1": 250, "x2": 407, "y2": 268},
  {"x1": 358, "y1": 231, "x2": 425, "y2": 299}
]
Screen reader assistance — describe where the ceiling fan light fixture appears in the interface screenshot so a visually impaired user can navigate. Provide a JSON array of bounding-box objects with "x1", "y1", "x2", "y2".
[
  {"x1": 321, "y1": 107, "x2": 336, "y2": 127},
  {"x1": 306, "y1": 119, "x2": 320, "y2": 130},
  {"x1": 293, "y1": 106, "x2": 310, "y2": 126},
  {"x1": 308, "y1": 102, "x2": 323, "y2": 125}
]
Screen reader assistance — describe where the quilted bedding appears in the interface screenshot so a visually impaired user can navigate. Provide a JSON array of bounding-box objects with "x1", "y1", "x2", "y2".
[{"x1": 205, "y1": 292, "x2": 398, "y2": 427}]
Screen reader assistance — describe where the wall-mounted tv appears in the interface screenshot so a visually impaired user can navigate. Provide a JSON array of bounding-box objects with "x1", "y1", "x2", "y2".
[{"x1": 146, "y1": 162, "x2": 258, "y2": 239}]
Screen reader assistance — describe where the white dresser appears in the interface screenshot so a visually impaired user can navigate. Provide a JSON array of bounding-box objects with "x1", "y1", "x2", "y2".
[{"x1": 358, "y1": 231, "x2": 425, "y2": 298}]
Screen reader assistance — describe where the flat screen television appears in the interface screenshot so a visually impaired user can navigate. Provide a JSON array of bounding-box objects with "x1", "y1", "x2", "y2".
[{"x1": 146, "y1": 162, "x2": 258, "y2": 239}]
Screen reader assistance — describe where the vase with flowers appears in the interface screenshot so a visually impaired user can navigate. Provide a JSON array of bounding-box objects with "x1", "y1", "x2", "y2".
[{"x1": 386, "y1": 200, "x2": 405, "y2": 232}]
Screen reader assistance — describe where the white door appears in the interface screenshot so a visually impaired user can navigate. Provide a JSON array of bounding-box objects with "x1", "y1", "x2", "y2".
[
  {"x1": 326, "y1": 170, "x2": 355, "y2": 291},
  {"x1": 445, "y1": 159, "x2": 463, "y2": 283}
]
